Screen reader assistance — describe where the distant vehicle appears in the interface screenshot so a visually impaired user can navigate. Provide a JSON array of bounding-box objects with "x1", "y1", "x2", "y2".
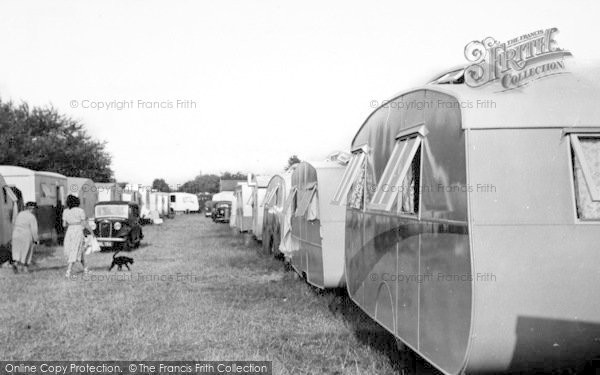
[
  {"x1": 0, "y1": 166, "x2": 67, "y2": 243},
  {"x1": 197, "y1": 192, "x2": 212, "y2": 212},
  {"x1": 92, "y1": 201, "x2": 143, "y2": 250},
  {"x1": 67, "y1": 177, "x2": 98, "y2": 219},
  {"x1": 204, "y1": 201, "x2": 214, "y2": 217},
  {"x1": 169, "y1": 192, "x2": 200, "y2": 213},
  {"x1": 212, "y1": 201, "x2": 231, "y2": 223}
]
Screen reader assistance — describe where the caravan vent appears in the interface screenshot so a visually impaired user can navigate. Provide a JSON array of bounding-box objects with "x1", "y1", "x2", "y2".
[{"x1": 428, "y1": 68, "x2": 465, "y2": 85}]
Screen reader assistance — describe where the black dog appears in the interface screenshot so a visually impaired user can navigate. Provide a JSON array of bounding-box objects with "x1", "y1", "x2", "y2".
[
  {"x1": 0, "y1": 246, "x2": 18, "y2": 273},
  {"x1": 109, "y1": 252, "x2": 134, "y2": 271}
]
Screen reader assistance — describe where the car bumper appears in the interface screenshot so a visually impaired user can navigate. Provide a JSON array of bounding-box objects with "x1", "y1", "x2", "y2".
[{"x1": 96, "y1": 237, "x2": 126, "y2": 243}]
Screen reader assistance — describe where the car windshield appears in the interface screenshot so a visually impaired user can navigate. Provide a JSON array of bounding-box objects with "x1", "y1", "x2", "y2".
[{"x1": 95, "y1": 205, "x2": 128, "y2": 218}]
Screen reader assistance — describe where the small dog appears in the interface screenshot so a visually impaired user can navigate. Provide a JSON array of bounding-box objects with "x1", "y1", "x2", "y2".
[
  {"x1": 109, "y1": 252, "x2": 134, "y2": 271},
  {"x1": 0, "y1": 246, "x2": 18, "y2": 273}
]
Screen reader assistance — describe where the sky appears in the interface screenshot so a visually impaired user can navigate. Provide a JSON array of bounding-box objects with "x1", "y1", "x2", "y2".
[{"x1": 1, "y1": 0, "x2": 600, "y2": 187}]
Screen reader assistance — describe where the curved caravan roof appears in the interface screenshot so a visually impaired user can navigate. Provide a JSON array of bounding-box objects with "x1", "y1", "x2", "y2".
[
  {"x1": 0, "y1": 166, "x2": 68, "y2": 204},
  {"x1": 0, "y1": 165, "x2": 67, "y2": 180},
  {"x1": 353, "y1": 61, "x2": 600, "y2": 143},
  {"x1": 249, "y1": 174, "x2": 271, "y2": 188}
]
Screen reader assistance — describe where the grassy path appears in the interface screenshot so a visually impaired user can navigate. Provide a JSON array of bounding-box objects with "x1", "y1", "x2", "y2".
[{"x1": 0, "y1": 215, "x2": 422, "y2": 374}]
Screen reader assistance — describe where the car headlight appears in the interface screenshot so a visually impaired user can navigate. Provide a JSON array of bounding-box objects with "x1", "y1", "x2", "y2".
[
  {"x1": 114, "y1": 222, "x2": 122, "y2": 230},
  {"x1": 90, "y1": 221, "x2": 97, "y2": 230}
]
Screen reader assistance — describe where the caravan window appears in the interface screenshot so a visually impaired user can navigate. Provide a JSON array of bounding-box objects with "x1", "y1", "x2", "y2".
[
  {"x1": 40, "y1": 183, "x2": 55, "y2": 199},
  {"x1": 369, "y1": 133, "x2": 423, "y2": 213},
  {"x1": 331, "y1": 148, "x2": 367, "y2": 206},
  {"x1": 283, "y1": 187, "x2": 297, "y2": 215},
  {"x1": 170, "y1": 195, "x2": 176, "y2": 203},
  {"x1": 571, "y1": 135, "x2": 600, "y2": 220},
  {"x1": 295, "y1": 183, "x2": 316, "y2": 217},
  {"x1": 263, "y1": 185, "x2": 279, "y2": 208}
]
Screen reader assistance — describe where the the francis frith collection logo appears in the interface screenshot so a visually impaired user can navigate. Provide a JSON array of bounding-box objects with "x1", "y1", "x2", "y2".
[{"x1": 464, "y1": 27, "x2": 572, "y2": 90}]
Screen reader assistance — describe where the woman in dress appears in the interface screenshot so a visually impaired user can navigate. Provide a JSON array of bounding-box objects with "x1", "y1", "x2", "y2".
[
  {"x1": 11, "y1": 202, "x2": 39, "y2": 273},
  {"x1": 63, "y1": 195, "x2": 90, "y2": 277}
]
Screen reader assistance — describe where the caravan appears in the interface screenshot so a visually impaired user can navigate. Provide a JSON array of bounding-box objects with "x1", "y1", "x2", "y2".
[
  {"x1": 283, "y1": 161, "x2": 346, "y2": 289},
  {"x1": 67, "y1": 177, "x2": 98, "y2": 219},
  {"x1": 234, "y1": 183, "x2": 253, "y2": 232},
  {"x1": 332, "y1": 64, "x2": 600, "y2": 373},
  {"x1": 248, "y1": 175, "x2": 271, "y2": 241},
  {"x1": 261, "y1": 168, "x2": 294, "y2": 256},
  {"x1": 0, "y1": 173, "x2": 18, "y2": 252},
  {"x1": 150, "y1": 192, "x2": 171, "y2": 218},
  {"x1": 95, "y1": 182, "x2": 122, "y2": 202},
  {"x1": 169, "y1": 192, "x2": 199, "y2": 213},
  {"x1": 0, "y1": 166, "x2": 67, "y2": 243}
]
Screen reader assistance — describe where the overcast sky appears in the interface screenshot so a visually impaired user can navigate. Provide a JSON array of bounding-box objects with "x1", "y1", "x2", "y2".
[{"x1": 1, "y1": 0, "x2": 599, "y2": 187}]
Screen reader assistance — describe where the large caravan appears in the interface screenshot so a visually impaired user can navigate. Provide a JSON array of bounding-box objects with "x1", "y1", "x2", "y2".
[
  {"x1": 0, "y1": 166, "x2": 67, "y2": 242},
  {"x1": 66, "y1": 177, "x2": 98, "y2": 218},
  {"x1": 283, "y1": 161, "x2": 346, "y2": 289},
  {"x1": 332, "y1": 64, "x2": 600, "y2": 374}
]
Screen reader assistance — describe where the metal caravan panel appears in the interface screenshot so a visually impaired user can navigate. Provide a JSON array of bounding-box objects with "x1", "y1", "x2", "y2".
[
  {"x1": 464, "y1": 127, "x2": 600, "y2": 373},
  {"x1": 346, "y1": 90, "x2": 471, "y2": 375}
]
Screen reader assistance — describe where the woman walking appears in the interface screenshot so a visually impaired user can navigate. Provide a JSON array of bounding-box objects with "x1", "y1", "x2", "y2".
[
  {"x1": 11, "y1": 202, "x2": 39, "y2": 273},
  {"x1": 63, "y1": 195, "x2": 90, "y2": 277}
]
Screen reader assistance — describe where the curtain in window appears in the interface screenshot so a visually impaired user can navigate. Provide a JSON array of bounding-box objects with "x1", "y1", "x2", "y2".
[
  {"x1": 348, "y1": 164, "x2": 365, "y2": 210},
  {"x1": 573, "y1": 138, "x2": 600, "y2": 219},
  {"x1": 307, "y1": 191, "x2": 320, "y2": 221},
  {"x1": 399, "y1": 149, "x2": 420, "y2": 214}
]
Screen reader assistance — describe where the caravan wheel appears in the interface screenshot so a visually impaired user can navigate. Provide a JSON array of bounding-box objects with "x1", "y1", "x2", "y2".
[
  {"x1": 50, "y1": 229, "x2": 58, "y2": 245},
  {"x1": 395, "y1": 339, "x2": 417, "y2": 375}
]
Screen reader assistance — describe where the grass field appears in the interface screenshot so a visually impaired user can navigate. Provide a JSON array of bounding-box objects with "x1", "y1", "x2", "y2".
[{"x1": 0, "y1": 215, "x2": 437, "y2": 374}]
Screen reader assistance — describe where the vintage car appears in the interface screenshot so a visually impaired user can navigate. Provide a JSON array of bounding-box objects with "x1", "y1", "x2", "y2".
[
  {"x1": 204, "y1": 201, "x2": 215, "y2": 217},
  {"x1": 92, "y1": 201, "x2": 143, "y2": 250},
  {"x1": 211, "y1": 201, "x2": 231, "y2": 223}
]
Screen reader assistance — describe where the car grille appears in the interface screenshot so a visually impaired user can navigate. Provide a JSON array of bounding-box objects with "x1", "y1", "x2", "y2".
[{"x1": 99, "y1": 222, "x2": 112, "y2": 237}]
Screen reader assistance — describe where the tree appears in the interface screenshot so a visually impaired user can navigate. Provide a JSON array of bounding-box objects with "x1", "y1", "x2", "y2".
[
  {"x1": 0, "y1": 100, "x2": 113, "y2": 181},
  {"x1": 178, "y1": 171, "x2": 249, "y2": 194},
  {"x1": 285, "y1": 155, "x2": 301, "y2": 171},
  {"x1": 220, "y1": 171, "x2": 247, "y2": 180},
  {"x1": 178, "y1": 174, "x2": 220, "y2": 194},
  {"x1": 152, "y1": 178, "x2": 171, "y2": 192}
]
